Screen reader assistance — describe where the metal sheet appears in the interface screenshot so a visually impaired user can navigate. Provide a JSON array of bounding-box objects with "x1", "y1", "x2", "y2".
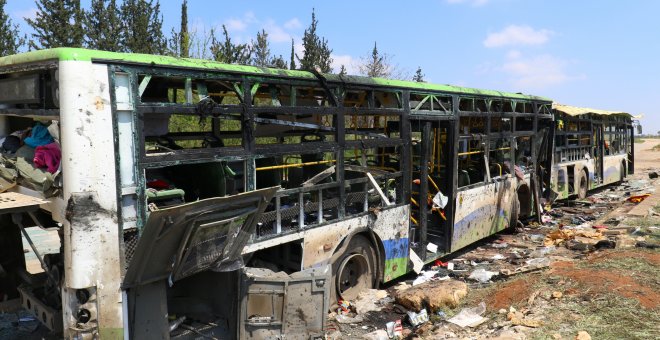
[
  {"x1": 553, "y1": 103, "x2": 630, "y2": 117},
  {"x1": 122, "y1": 187, "x2": 277, "y2": 288}
]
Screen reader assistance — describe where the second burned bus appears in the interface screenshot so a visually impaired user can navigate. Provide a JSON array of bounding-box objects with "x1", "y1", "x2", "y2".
[
  {"x1": 0, "y1": 48, "x2": 553, "y2": 339},
  {"x1": 549, "y1": 104, "x2": 635, "y2": 200}
]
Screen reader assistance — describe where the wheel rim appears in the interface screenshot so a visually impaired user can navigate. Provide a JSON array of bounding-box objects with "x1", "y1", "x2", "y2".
[{"x1": 336, "y1": 253, "x2": 371, "y2": 300}]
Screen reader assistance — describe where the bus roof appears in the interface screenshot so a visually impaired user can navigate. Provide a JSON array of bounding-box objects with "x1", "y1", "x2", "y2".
[
  {"x1": 553, "y1": 103, "x2": 631, "y2": 118},
  {"x1": 0, "y1": 48, "x2": 551, "y2": 102}
]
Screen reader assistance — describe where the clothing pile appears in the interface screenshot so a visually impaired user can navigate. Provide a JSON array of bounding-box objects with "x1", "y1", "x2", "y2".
[{"x1": 0, "y1": 121, "x2": 62, "y2": 196}]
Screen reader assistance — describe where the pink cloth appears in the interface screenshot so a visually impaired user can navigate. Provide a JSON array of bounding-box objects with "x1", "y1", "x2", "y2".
[{"x1": 33, "y1": 142, "x2": 61, "y2": 173}]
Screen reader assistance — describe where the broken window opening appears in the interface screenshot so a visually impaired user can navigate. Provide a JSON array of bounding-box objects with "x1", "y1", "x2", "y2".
[
  {"x1": 458, "y1": 138, "x2": 486, "y2": 188},
  {"x1": 490, "y1": 116, "x2": 512, "y2": 133},
  {"x1": 489, "y1": 138, "x2": 512, "y2": 177},
  {"x1": 144, "y1": 160, "x2": 244, "y2": 207},
  {"x1": 515, "y1": 136, "x2": 533, "y2": 169},
  {"x1": 515, "y1": 116, "x2": 534, "y2": 132},
  {"x1": 459, "y1": 116, "x2": 486, "y2": 134},
  {"x1": 409, "y1": 93, "x2": 452, "y2": 113},
  {"x1": 254, "y1": 113, "x2": 335, "y2": 145}
]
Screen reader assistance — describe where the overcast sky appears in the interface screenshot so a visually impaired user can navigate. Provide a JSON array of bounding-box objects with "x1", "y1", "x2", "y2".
[{"x1": 7, "y1": 0, "x2": 660, "y2": 134}]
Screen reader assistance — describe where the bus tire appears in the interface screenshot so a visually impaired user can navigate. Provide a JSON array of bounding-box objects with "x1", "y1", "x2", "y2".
[
  {"x1": 331, "y1": 235, "x2": 376, "y2": 303},
  {"x1": 508, "y1": 194, "x2": 520, "y2": 230},
  {"x1": 577, "y1": 169, "x2": 588, "y2": 199}
]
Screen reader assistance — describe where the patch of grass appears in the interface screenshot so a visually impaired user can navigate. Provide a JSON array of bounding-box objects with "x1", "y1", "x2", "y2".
[
  {"x1": 584, "y1": 253, "x2": 658, "y2": 280},
  {"x1": 652, "y1": 143, "x2": 660, "y2": 151},
  {"x1": 624, "y1": 216, "x2": 660, "y2": 228},
  {"x1": 530, "y1": 294, "x2": 660, "y2": 340},
  {"x1": 634, "y1": 138, "x2": 645, "y2": 143}
]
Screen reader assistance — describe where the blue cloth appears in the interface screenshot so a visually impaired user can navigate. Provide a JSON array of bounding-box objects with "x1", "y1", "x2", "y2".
[{"x1": 24, "y1": 123, "x2": 54, "y2": 148}]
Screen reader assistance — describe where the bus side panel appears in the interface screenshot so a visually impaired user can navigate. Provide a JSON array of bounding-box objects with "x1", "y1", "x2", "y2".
[
  {"x1": 451, "y1": 179, "x2": 515, "y2": 252},
  {"x1": 300, "y1": 205, "x2": 410, "y2": 283},
  {"x1": 370, "y1": 205, "x2": 410, "y2": 282},
  {"x1": 551, "y1": 165, "x2": 570, "y2": 199},
  {"x1": 603, "y1": 155, "x2": 627, "y2": 185},
  {"x1": 59, "y1": 61, "x2": 123, "y2": 338}
]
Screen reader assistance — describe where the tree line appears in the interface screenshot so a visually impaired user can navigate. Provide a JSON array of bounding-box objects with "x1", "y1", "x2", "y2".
[{"x1": 0, "y1": 0, "x2": 425, "y2": 81}]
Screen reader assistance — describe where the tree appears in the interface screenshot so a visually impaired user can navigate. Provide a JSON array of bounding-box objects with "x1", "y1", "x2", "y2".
[
  {"x1": 359, "y1": 42, "x2": 386, "y2": 78},
  {"x1": 357, "y1": 41, "x2": 408, "y2": 80},
  {"x1": 289, "y1": 38, "x2": 296, "y2": 70},
  {"x1": 121, "y1": 0, "x2": 166, "y2": 54},
  {"x1": 252, "y1": 29, "x2": 271, "y2": 67},
  {"x1": 413, "y1": 66, "x2": 425, "y2": 82},
  {"x1": 84, "y1": 0, "x2": 122, "y2": 51},
  {"x1": 251, "y1": 29, "x2": 287, "y2": 69},
  {"x1": 0, "y1": 0, "x2": 25, "y2": 55},
  {"x1": 297, "y1": 9, "x2": 332, "y2": 72},
  {"x1": 168, "y1": 0, "x2": 190, "y2": 57},
  {"x1": 210, "y1": 25, "x2": 252, "y2": 64},
  {"x1": 339, "y1": 65, "x2": 347, "y2": 76},
  {"x1": 270, "y1": 55, "x2": 287, "y2": 69},
  {"x1": 26, "y1": 0, "x2": 84, "y2": 49}
]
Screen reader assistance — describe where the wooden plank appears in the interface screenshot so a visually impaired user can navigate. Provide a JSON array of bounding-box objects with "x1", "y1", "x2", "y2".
[{"x1": 0, "y1": 192, "x2": 48, "y2": 214}]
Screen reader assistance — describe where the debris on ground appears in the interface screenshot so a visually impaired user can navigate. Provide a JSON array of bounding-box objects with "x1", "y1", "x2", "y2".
[
  {"x1": 394, "y1": 279, "x2": 468, "y2": 312},
  {"x1": 325, "y1": 166, "x2": 660, "y2": 339},
  {"x1": 467, "y1": 268, "x2": 499, "y2": 283},
  {"x1": 447, "y1": 302, "x2": 488, "y2": 328}
]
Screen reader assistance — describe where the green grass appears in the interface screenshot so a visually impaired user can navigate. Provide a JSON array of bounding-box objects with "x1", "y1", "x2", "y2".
[
  {"x1": 530, "y1": 296, "x2": 660, "y2": 340},
  {"x1": 634, "y1": 138, "x2": 645, "y2": 143},
  {"x1": 652, "y1": 143, "x2": 660, "y2": 151}
]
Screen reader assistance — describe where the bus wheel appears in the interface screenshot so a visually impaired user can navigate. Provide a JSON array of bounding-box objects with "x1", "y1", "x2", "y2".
[
  {"x1": 332, "y1": 235, "x2": 376, "y2": 302},
  {"x1": 509, "y1": 195, "x2": 520, "y2": 230},
  {"x1": 577, "y1": 169, "x2": 588, "y2": 199}
]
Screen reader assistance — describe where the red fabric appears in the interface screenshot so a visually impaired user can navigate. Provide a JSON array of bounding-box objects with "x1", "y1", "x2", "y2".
[
  {"x1": 33, "y1": 142, "x2": 61, "y2": 173},
  {"x1": 147, "y1": 179, "x2": 170, "y2": 189}
]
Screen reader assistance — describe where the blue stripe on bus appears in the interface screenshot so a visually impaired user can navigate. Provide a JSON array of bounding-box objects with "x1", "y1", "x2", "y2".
[{"x1": 382, "y1": 238, "x2": 409, "y2": 260}]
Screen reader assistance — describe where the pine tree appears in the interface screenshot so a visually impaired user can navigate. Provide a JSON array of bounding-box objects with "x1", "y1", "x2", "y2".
[
  {"x1": 0, "y1": 0, "x2": 25, "y2": 55},
  {"x1": 168, "y1": 0, "x2": 190, "y2": 57},
  {"x1": 339, "y1": 65, "x2": 347, "y2": 76},
  {"x1": 84, "y1": 0, "x2": 122, "y2": 51},
  {"x1": 357, "y1": 41, "x2": 408, "y2": 80},
  {"x1": 359, "y1": 42, "x2": 386, "y2": 78},
  {"x1": 210, "y1": 25, "x2": 252, "y2": 64},
  {"x1": 252, "y1": 29, "x2": 270, "y2": 67},
  {"x1": 179, "y1": 0, "x2": 189, "y2": 57},
  {"x1": 297, "y1": 9, "x2": 332, "y2": 72},
  {"x1": 289, "y1": 38, "x2": 296, "y2": 70},
  {"x1": 26, "y1": 0, "x2": 84, "y2": 49},
  {"x1": 121, "y1": 0, "x2": 166, "y2": 54},
  {"x1": 270, "y1": 55, "x2": 287, "y2": 69},
  {"x1": 413, "y1": 67, "x2": 425, "y2": 82}
]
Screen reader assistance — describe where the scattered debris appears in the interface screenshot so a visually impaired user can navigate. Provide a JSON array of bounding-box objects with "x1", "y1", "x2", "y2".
[
  {"x1": 385, "y1": 319, "x2": 402, "y2": 339},
  {"x1": 447, "y1": 302, "x2": 488, "y2": 328},
  {"x1": 468, "y1": 268, "x2": 499, "y2": 283},
  {"x1": 394, "y1": 279, "x2": 468, "y2": 312},
  {"x1": 627, "y1": 194, "x2": 650, "y2": 203},
  {"x1": 406, "y1": 308, "x2": 429, "y2": 327},
  {"x1": 353, "y1": 289, "x2": 390, "y2": 314}
]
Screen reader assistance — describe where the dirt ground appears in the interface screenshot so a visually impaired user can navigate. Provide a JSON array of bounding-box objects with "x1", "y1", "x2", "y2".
[
  {"x1": 333, "y1": 138, "x2": 660, "y2": 340},
  {"x1": 633, "y1": 138, "x2": 660, "y2": 171}
]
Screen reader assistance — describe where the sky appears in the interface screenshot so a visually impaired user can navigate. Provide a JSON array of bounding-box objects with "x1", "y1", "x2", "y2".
[{"x1": 6, "y1": 0, "x2": 660, "y2": 134}]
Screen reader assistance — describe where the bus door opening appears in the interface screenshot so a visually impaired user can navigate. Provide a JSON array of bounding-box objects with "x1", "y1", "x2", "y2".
[
  {"x1": 411, "y1": 120, "x2": 451, "y2": 257},
  {"x1": 593, "y1": 123, "x2": 604, "y2": 184}
]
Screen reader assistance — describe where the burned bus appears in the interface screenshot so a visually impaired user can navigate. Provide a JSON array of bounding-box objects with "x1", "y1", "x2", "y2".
[
  {"x1": 0, "y1": 48, "x2": 552, "y2": 339},
  {"x1": 549, "y1": 104, "x2": 635, "y2": 200}
]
